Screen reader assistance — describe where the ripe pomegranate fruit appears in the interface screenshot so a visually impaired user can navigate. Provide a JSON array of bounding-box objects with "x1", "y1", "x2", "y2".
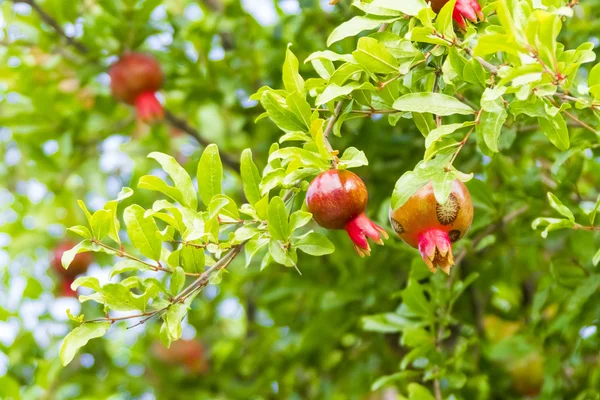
[
  {"x1": 152, "y1": 340, "x2": 209, "y2": 375},
  {"x1": 430, "y1": 0, "x2": 484, "y2": 30},
  {"x1": 389, "y1": 180, "x2": 473, "y2": 274},
  {"x1": 51, "y1": 240, "x2": 92, "y2": 297},
  {"x1": 306, "y1": 170, "x2": 388, "y2": 257},
  {"x1": 108, "y1": 52, "x2": 164, "y2": 122}
]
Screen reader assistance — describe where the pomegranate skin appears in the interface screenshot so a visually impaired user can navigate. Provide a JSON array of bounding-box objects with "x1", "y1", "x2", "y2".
[
  {"x1": 430, "y1": 0, "x2": 484, "y2": 29},
  {"x1": 109, "y1": 53, "x2": 164, "y2": 122},
  {"x1": 152, "y1": 340, "x2": 209, "y2": 375},
  {"x1": 306, "y1": 170, "x2": 367, "y2": 229},
  {"x1": 51, "y1": 240, "x2": 92, "y2": 279},
  {"x1": 389, "y1": 180, "x2": 473, "y2": 273},
  {"x1": 306, "y1": 170, "x2": 387, "y2": 257}
]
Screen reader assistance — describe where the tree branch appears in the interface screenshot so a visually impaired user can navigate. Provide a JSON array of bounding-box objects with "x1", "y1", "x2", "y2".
[
  {"x1": 14, "y1": 0, "x2": 90, "y2": 54},
  {"x1": 163, "y1": 110, "x2": 241, "y2": 171},
  {"x1": 17, "y1": 0, "x2": 242, "y2": 172}
]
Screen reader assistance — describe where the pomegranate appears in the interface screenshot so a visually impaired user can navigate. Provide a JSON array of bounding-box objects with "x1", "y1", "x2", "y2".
[
  {"x1": 108, "y1": 52, "x2": 164, "y2": 122},
  {"x1": 51, "y1": 241, "x2": 92, "y2": 297},
  {"x1": 306, "y1": 170, "x2": 388, "y2": 257},
  {"x1": 389, "y1": 180, "x2": 473, "y2": 274},
  {"x1": 430, "y1": 0, "x2": 484, "y2": 30},
  {"x1": 152, "y1": 340, "x2": 209, "y2": 375}
]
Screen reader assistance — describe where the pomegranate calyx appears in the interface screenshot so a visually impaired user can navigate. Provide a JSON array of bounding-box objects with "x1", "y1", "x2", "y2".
[
  {"x1": 417, "y1": 229, "x2": 455, "y2": 274},
  {"x1": 453, "y1": 0, "x2": 484, "y2": 30},
  {"x1": 135, "y1": 91, "x2": 164, "y2": 123},
  {"x1": 345, "y1": 212, "x2": 389, "y2": 258}
]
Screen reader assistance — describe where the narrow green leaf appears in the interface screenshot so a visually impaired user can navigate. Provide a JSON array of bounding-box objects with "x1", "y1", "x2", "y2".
[
  {"x1": 60, "y1": 322, "x2": 110, "y2": 366},
  {"x1": 148, "y1": 152, "x2": 197, "y2": 210},
  {"x1": 282, "y1": 46, "x2": 305, "y2": 94},
  {"x1": 537, "y1": 113, "x2": 570, "y2": 151},
  {"x1": 197, "y1": 144, "x2": 223, "y2": 205},
  {"x1": 267, "y1": 196, "x2": 290, "y2": 241},
  {"x1": 393, "y1": 93, "x2": 474, "y2": 116},
  {"x1": 124, "y1": 205, "x2": 162, "y2": 261},
  {"x1": 293, "y1": 232, "x2": 335, "y2": 255},
  {"x1": 547, "y1": 193, "x2": 575, "y2": 221}
]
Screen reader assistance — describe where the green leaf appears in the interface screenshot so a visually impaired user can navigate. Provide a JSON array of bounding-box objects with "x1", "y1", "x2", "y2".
[
  {"x1": 91, "y1": 209, "x2": 111, "y2": 241},
  {"x1": 431, "y1": 170, "x2": 456, "y2": 205},
  {"x1": 60, "y1": 322, "x2": 110, "y2": 366},
  {"x1": 327, "y1": 16, "x2": 398, "y2": 47},
  {"x1": 588, "y1": 194, "x2": 600, "y2": 226},
  {"x1": 267, "y1": 196, "x2": 290, "y2": 241},
  {"x1": 180, "y1": 245, "x2": 205, "y2": 274},
  {"x1": 315, "y1": 82, "x2": 375, "y2": 106},
  {"x1": 338, "y1": 147, "x2": 369, "y2": 168},
  {"x1": 531, "y1": 217, "x2": 575, "y2": 238},
  {"x1": 393, "y1": 93, "x2": 474, "y2": 116},
  {"x1": 67, "y1": 225, "x2": 92, "y2": 239},
  {"x1": 290, "y1": 210, "x2": 313, "y2": 231},
  {"x1": 371, "y1": 371, "x2": 421, "y2": 391},
  {"x1": 547, "y1": 193, "x2": 575, "y2": 221},
  {"x1": 408, "y1": 383, "x2": 436, "y2": 400},
  {"x1": 537, "y1": 113, "x2": 570, "y2": 151},
  {"x1": 402, "y1": 279, "x2": 434, "y2": 319},
  {"x1": 352, "y1": 37, "x2": 399, "y2": 74},
  {"x1": 425, "y1": 122, "x2": 474, "y2": 148},
  {"x1": 593, "y1": 248, "x2": 600, "y2": 266},
  {"x1": 261, "y1": 91, "x2": 306, "y2": 132},
  {"x1": 477, "y1": 105, "x2": 508, "y2": 153},
  {"x1": 124, "y1": 204, "x2": 162, "y2": 261},
  {"x1": 109, "y1": 260, "x2": 150, "y2": 279},
  {"x1": 391, "y1": 171, "x2": 429, "y2": 210},
  {"x1": 197, "y1": 144, "x2": 223, "y2": 205},
  {"x1": 61, "y1": 240, "x2": 92, "y2": 270},
  {"x1": 286, "y1": 92, "x2": 312, "y2": 129},
  {"x1": 138, "y1": 176, "x2": 188, "y2": 207},
  {"x1": 369, "y1": 0, "x2": 427, "y2": 15},
  {"x1": 293, "y1": 232, "x2": 335, "y2": 255},
  {"x1": 282, "y1": 46, "x2": 305, "y2": 94},
  {"x1": 163, "y1": 303, "x2": 187, "y2": 342},
  {"x1": 240, "y1": 149, "x2": 262, "y2": 205},
  {"x1": 170, "y1": 267, "x2": 185, "y2": 295},
  {"x1": 148, "y1": 152, "x2": 197, "y2": 210},
  {"x1": 435, "y1": 0, "x2": 457, "y2": 41}
]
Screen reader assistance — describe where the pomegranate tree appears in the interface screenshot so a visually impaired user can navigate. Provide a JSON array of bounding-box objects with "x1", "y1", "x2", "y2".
[
  {"x1": 306, "y1": 170, "x2": 387, "y2": 257},
  {"x1": 51, "y1": 241, "x2": 92, "y2": 297},
  {"x1": 389, "y1": 180, "x2": 473, "y2": 274},
  {"x1": 109, "y1": 52, "x2": 164, "y2": 122},
  {"x1": 152, "y1": 339, "x2": 209, "y2": 375},
  {"x1": 430, "y1": 0, "x2": 484, "y2": 29}
]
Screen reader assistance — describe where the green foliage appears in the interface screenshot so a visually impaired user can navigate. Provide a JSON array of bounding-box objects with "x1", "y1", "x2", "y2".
[{"x1": 1, "y1": 0, "x2": 600, "y2": 399}]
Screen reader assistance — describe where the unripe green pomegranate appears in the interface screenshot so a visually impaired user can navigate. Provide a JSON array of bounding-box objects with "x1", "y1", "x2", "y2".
[
  {"x1": 389, "y1": 180, "x2": 473, "y2": 274},
  {"x1": 430, "y1": 0, "x2": 484, "y2": 29},
  {"x1": 306, "y1": 170, "x2": 387, "y2": 257},
  {"x1": 109, "y1": 52, "x2": 164, "y2": 122}
]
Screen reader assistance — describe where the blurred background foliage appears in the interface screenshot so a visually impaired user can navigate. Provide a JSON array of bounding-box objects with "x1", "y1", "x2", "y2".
[{"x1": 0, "y1": 0, "x2": 599, "y2": 399}]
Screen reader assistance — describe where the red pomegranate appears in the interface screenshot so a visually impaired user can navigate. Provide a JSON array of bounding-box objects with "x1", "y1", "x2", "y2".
[
  {"x1": 389, "y1": 180, "x2": 473, "y2": 274},
  {"x1": 306, "y1": 170, "x2": 388, "y2": 257},
  {"x1": 108, "y1": 52, "x2": 164, "y2": 123},
  {"x1": 51, "y1": 241, "x2": 92, "y2": 297},
  {"x1": 152, "y1": 340, "x2": 209, "y2": 375},
  {"x1": 430, "y1": 0, "x2": 484, "y2": 30}
]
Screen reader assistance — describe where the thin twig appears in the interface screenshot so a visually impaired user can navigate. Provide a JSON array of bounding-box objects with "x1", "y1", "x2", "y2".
[
  {"x1": 14, "y1": 0, "x2": 90, "y2": 54},
  {"x1": 164, "y1": 110, "x2": 241, "y2": 171}
]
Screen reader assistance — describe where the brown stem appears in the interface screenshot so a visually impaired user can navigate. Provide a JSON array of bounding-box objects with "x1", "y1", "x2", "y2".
[
  {"x1": 14, "y1": 0, "x2": 90, "y2": 54},
  {"x1": 92, "y1": 240, "x2": 202, "y2": 276},
  {"x1": 164, "y1": 110, "x2": 241, "y2": 171},
  {"x1": 322, "y1": 101, "x2": 345, "y2": 167}
]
